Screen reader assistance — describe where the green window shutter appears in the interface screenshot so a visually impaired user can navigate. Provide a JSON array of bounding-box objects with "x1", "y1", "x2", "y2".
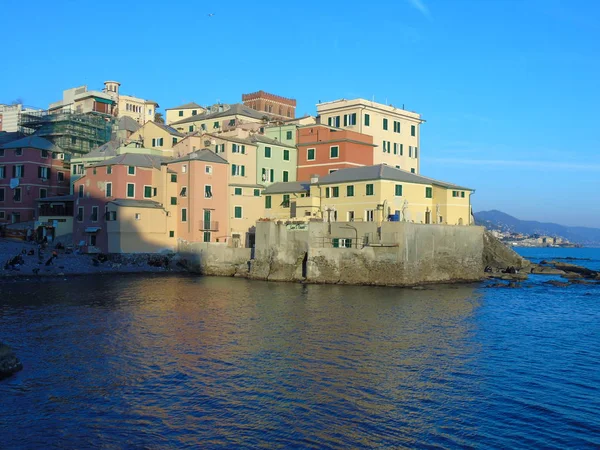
[
  {"x1": 232, "y1": 164, "x2": 236, "y2": 176},
  {"x1": 414, "y1": 147, "x2": 418, "y2": 158},
  {"x1": 383, "y1": 118, "x2": 388, "y2": 130},
  {"x1": 241, "y1": 165, "x2": 246, "y2": 177},
  {"x1": 106, "y1": 183, "x2": 112, "y2": 197},
  {"x1": 283, "y1": 171, "x2": 289, "y2": 182},
  {"x1": 169, "y1": 231, "x2": 175, "y2": 238},
  {"x1": 328, "y1": 117, "x2": 332, "y2": 126},
  {"x1": 308, "y1": 148, "x2": 315, "y2": 160},
  {"x1": 351, "y1": 113, "x2": 357, "y2": 124},
  {"x1": 411, "y1": 125, "x2": 416, "y2": 136},
  {"x1": 344, "y1": 239, "x2": 352, "y2": 248},
  {"x1": 234, "y1": 206, "x2": 242, "y2": 218},
  {"x1": 270, "y1": 169, "x2": 274, "y2": 182},
  {"x1": 330, "y1": 146, "x2": 339, "y2": 158},
  {"x1": 144, "y1": 186, "x2": 152, "y2": 198},
  {"x1": 366, "y1": 184, "x2": 374, "y2": 196},
  {"x1": 411, "y1": 168, "x2": 415, "y2": 173},
  {"x1": 286, "y1": 131, "x2": 292, "y2": 139},
  {"x1": 426, "y1": 187, "x2": 432, "y2": 198},
  {"x1": 181, "y1": 209, "x2": 187, "y2": 221},
  {"x1": 395, "y1": 184, "x2": 403, "y2": 196},
  {"x1": 235, "y1": 187, "x2": 242, "y2": 195},
  {"x1": 343, "y1": 115, "x2": 348, "y2": 126},
  {"x1": 203, "y1": 231, "x2": 211, "y2": 242},
  {"x1": 365, "y1": 114, "x2": 370, "y2": 126},
  {"x1": 171, "y1": 174, "x2": 177, "y2": 182},
  {"x1": 241, "y1": 145, "x2": 246, "y2": 154},
  {"x1": 461, "y1": 191, "x2": 465, "y2": 198},
  {"x1": 127, "y1": 184, "x2": 134, "y2": 197},
  {"x1": 128, "y1": 166, "x2": 135, "y2": 175},
  {"x1": 254, "y1": 189, "x2": 260, "y2": 197},
  {"x1": 170, "y1": 197, "x2": 177, "y2": 205},
  {"x1": 332, "y1": 238, "x2": 339, "y2": 248},
  {"x1": 265, "y1": 196, "x2": 272, "y2": 209},
  {"x1": 347, "y1": 185, "x2": 354, "y2": 197},
  {"x1": 400, "y1": 144, "x2": 404, "y2": 156},
  {"x1": 326, "y1": 187, "x2": 330, "y2": 198},
  {"x1": 189, "y1": 126, "x2": 193, "y2": 132},
  {"x1": 333, "y1": 187, "x2": 339, "y2": 197},
  {"x1": 265, "y1": 147, "x2": 271, "y2": 158},
  {"x1": 178, "y1": 111, "x2": 183, "y2": 116},
  {"x1": 172, "y1": 137, "x2": 178, "y2": 146},
  {"x1": 283, "y1": 149, "x2": 289, "y2": 161}
]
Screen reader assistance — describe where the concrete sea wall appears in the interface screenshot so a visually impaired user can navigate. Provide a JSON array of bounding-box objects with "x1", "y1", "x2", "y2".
[{"x1": 177, "y1": 241, "x2": 251, "y2": 276}]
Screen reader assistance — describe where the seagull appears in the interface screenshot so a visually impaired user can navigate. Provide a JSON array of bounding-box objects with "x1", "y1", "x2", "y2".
[{"x1": 207, "y1": 13, "x2": 215, "y2": 17}]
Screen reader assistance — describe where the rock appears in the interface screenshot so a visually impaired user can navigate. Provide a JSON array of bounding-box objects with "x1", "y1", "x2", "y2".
[
  {"x1": 530, "y1": 265, "x2": 566, "y2": 275},
  {"x1": 570, "y1": 280, "x2": 596, "y2": 285},
  {"x1": 561, "y1": 272, "x2": 583, "y2": 279},
  {"x1": 554, "y1": 263, "x2": 597, "y2": 278},
  {"x1": 0, "y1": 342, "x2": 23, "y2": 380},
  {"x1": 483, "y1": 231, "x2": 531, "y2": 270},
  {"x1": 544, "y1": 280, "x2": 570, "y2": 288},
  {"x1": 499, "y1": 273, "x2": 528, "y2": 281}
]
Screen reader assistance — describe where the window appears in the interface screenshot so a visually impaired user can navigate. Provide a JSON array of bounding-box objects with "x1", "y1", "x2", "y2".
[
  {"x1": 169, "y1": 231, "x2": 175, "y2": 238},
  {"x1": 180, "y1": 186, "x2": 187, "y2": 197},
  {"x1": 144, "y1": 186, "x2": 153, "y2": 198},
  {"x1": 0, "y1": 188, "x2": 4, "y2": 202},
  {"x1": 201, "y1": 124, "x2": 207, "y2": 131},
  {"x1": 188, "y1": 126, "x2": 194, "y2": 133},
  {"x1": 254, "y1": 189, "x2": 260, "y2": 197},
  {"x1": 78, "y1": 185, "x2": 84, "y2": 198},
  {"x1": 282, "y1": 194, "x2": 290, "y2": 207},
  {"x1": 41, "y1": 150, "x2": 48, "y2": 158},
  {"x1": 394, "y1": 121, "x2": 401, "y2": 133},
  {"x1": 213, "y1": 121, "x2": 219, "y2": 129},
  {"x1": 107, "y1": 165, "x2": 112, "y2": 175},
  {"x1": 192, "y1": 110, "x2": 197, "y2": 116},
  {"x1": 181, "y1": 208, "x2": 187, "y2": 222},
  {"x1": 182, "y1": 164, "x2": 188, "y2": 173},
  {"x1": 76, "y1": 207, "x2": 84, "y2": 222},
  {"x1": 411, "y1": 168, "x2": 416, "y2": 173},
  {"x1": 0, "y1": 149, "x2": 4, "y2": 157},
  {"x1": 234, "y1": 206, "x2": 242, "y2": 219},
  {"x1": 128, "y1": 166, "x2": 135, "y2": 175},
  {"x1": 261, "y1": 168, "x2": 274, "y2": 182},
  {"x1": 344, "y1": 113, "x2": 357, "y2": 126},
  {"x1": 179, "y1": 111, "x2": 183, "y2": 116},
  {"x1": 106, "y1": 182, "x2": 112, "y2": 197},
  {"x1": 205, "y1": 185, "x2": 212, "y2": 198},
  {"x1": 330, "y1": 146, "x2": 339, "y2": 158},
  {"x1": 383, "y1": 118, "x2": 388, "y2": 130},
  {"x1": 172, "y1": 137, "x2": 178, "y2": 146},
  {"x1": 365, "y1": 114, "x2": 370, "y2": 126},
  {"x1": 93, "y1": 168, "x2": 97, "y2": 175},
  {"x1": 215, "y1": 144, "x2": 225, "y2": 153},
  {"x1": 205, "y1": 165, "x2": 212, "y2": 174},
  {"x1": 15, "y1": 148, "x2": 23, "y2": 156},
  {"x1": 400, "y1": 144, "x2": 404, "y2": 156},
  {"x1": 283, "y1": 171, "x2": 289, "y2": 182},
  {"x1": 265, "y1": 195, "x2": 272, "y2": 209},
  {"x1": 13, "y1": 165, "x2": 24, "y2": 178},
  {"x1": 135, "y1": 213, "x2": 141, "y2": 221},
  {"x1": 232, "y1": 164, "x2": 245, "y2": 177},
  {"x1": 0, "y1": 166, "x2": 4, "y2": 179},
  {"x1": 203, "y1": 231, "x2": 211, "y2": 242},
  {"x1": 426, "y1": 187, "x2": 433, "y2": 198},
  {"x1": 409, "y1": 146, "x2": 413, "y2": 158},
  {"x1": 91, "y1": 206, "x2": 98, "y2": 222},
  {"x1": 461, "y1": 191, "x2": 466, "y2": 198},
  {"x1": 234, "y1": 187, "x2": 242, "y2": 196},
  {"x1": 171, "y1": 174, "x2": 177, "y2": 182},
  {"x1": 332, "y1": 186, "x2": 339, "y2": 198},
  {"x1": 395, "y1": 185, "x2": 403, "y2": 196},
  {"x1": 452, "y1": 191, "x2": 459, "y2": 198},
  {"x1": 170, "y1": 197, "x2": 177, "y2": 205},
  {"x1": 264, "y1": 147, "x2": 271, "y2": 158},
  {"x1": 57, "y1": 171, "x2": 65, "y2": 182},
  {"x1": 325, "y1": 187, "x2": 330, "y2": 198},
  {"x1": 365, "y1": 210, "x2": 374, "y2": 222},
  {"x1": 307, "y1": 148, "x2": 315, "y2": 160},
  {"x1": 366, "y1": 184, "x2": 374, "y2": 196},
  {"x1": 414, "y1": 147, "x2": 418, "y2": 159},
  {"x1": 286, "y1": 131, "x2": 293, "y2": 140},
  {"x1": 327, "y1": 116, "x2": 340, "y2": 127},
  {"x1": 332, "y1": 238, "x2": 352, "y2": 248},
  {"x1": 37, "y1": 166, "x2": 49, "y2": 179},
  {"x1": 0, "y1": 211, "x2": 4, "y2": 219},
  {"x1": 39, "y1": 188, "x2": 47, "y2": 199},
  {"x1": 411, "y1": 125, "x2": 416, "y2": 136},
  {"x1": 106, "y1": 210, "x2": 117, "y2": 221},
  {"x1": 124, "y1": 183, "x2": 134, "y2": 197},
  {"x1": 347, "y1": 185, "x2": 354, "y2": 197},
  {"x1": 283, "y1": 149, "x2": 290, "y2": 161},
  {"x1": 347, "y1": 211, "x2": 355, "y2": 221},
  {"x1": 13, "y1": 187, "x2": 21, "y2": 202}
]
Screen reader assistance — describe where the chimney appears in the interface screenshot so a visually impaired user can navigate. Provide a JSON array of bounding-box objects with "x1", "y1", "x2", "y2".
[{"x1": 310, "y1": 174, "x2": 319, "y2": 184}]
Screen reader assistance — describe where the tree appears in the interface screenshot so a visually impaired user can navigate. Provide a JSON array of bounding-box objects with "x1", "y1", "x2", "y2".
[{"x1": 154, "y1": 112, "x2": 165, "y2": 124}]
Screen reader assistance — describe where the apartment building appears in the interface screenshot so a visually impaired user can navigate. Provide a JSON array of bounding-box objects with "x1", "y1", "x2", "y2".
[
  {"x1": 103, "y1": 81, "x2": 158, "y2": 124},
  {"x1": 242, "y1": 90, "x2": 296, "y2": 119},
  {"x1": 296, "y1": 124, "x2": 376, "y2": 180},
  {"x1": 128, "y1": 121, "x2": 184, "y2": 152},
  {"x1": 0, "y1": 136, "x2": 70, "y2": 224},
  {"x1": 262, "y1": 165, "x2": 473, "y2": 226},
  {"x1": 316, "y1": 99, "x2": 424, "y2": 173},
  {"x1": 169, "y1": 104, "x2": 266, "y2": 135},
  {"x1": 165, "y1": 102, "x2": 205, "y2": 126}
]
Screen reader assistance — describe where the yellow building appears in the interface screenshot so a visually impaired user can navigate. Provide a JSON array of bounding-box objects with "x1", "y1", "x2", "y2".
[
  {"x1": 103, "y1": 81, "x2": 158, "y2": 124},
  {"x1": 262, "y1": 165, "x2": 473, "y2": 226},
  {"x1": 169, "y1": 103, "x2": 267, "y2": 135},
  {"x1": 165, "y1": 102, "x2": 206, "y2": 126},
  {"x1": 128, "y1": 121, "x2": 184, "y2": 152},
  {"x1": 316, "y1": 99, "x2": 424, "y2": 173}
]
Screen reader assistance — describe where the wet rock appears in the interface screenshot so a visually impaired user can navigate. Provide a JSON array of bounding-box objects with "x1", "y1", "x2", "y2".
[
  {"x1": 569, "y1": 279, "x2": 597, "y2": 285},
  {"x1": 561, "y1": 272, "x2": 583, "y2": 280},
  {"x1": 0, "y1": 342, "x2": 23, "y2": 380},
  {"x1": 498, "y1": 273, "x2": 528, "y2": 281},
  {"x1": 544, "y1": 280, "x2": 570, "y2": 288},
  {"x1": 554, "y1": 263, "x2": 597, "y2": 278},
  {"x1": 530, "y1": 265, "x2": 566, "y2": 275}
]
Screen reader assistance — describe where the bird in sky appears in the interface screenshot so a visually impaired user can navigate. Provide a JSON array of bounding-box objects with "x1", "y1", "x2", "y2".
[{"x1": 207, "y1": 13, "x2": 215, "y2": 17}]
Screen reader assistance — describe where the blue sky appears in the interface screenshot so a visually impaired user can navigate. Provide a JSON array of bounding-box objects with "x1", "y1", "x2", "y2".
[{"x1": 1, "y1": 0, "x2": 598, "y2": 226}]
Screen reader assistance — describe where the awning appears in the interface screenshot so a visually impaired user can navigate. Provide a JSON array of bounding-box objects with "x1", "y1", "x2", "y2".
[
  {"x1": 85, "y1": 227, "x2": 101, "y2": 233},
  {"x1": 94, "y1": 98, "x2": 113, "y2": 104}
]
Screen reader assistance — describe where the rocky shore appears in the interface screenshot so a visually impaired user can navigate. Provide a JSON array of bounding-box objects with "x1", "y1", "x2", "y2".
[
  {"x1": 0, "y1": 342, "x2": 23, "y2": 380},
  {"x1": 0, "y1": 239, "x2": 187, "y2": 281}
]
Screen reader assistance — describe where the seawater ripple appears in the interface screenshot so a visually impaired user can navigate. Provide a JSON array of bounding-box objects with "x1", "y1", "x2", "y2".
[{"x1": 1, "y1": 248, "x2": 600, "y2": 449}]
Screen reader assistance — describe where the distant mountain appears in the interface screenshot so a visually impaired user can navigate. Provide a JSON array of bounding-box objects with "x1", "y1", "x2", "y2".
[{"x1": 474, "y1": 210, "x2": 600, "y2": 246}]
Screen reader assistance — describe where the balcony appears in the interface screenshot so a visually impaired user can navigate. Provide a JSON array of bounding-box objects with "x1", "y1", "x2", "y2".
[{"x1": 199, "y1": 221, "x2": 219, "y2": 231}]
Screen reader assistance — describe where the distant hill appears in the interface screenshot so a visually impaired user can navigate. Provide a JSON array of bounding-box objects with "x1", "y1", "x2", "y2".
[{"x1": 474, "y1": 210, "x2": 600, "y2": 247}]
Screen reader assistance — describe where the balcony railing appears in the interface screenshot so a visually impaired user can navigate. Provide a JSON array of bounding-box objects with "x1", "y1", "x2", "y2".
[{"x1": 199, "y1": 221, "x2": 219, "y2": 231}]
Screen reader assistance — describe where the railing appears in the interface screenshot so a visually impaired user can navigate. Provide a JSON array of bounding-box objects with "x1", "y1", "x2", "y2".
[{"x1": 199, "y1": 221, "x2": 219, "y2": 231}]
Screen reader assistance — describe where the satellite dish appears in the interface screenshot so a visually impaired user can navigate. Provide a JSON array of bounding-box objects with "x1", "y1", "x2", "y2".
[{"x1": 9, "y1": 178, "x2": 19, "y2": 189}]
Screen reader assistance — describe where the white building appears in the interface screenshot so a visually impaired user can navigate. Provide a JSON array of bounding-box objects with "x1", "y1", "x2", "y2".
[{"x1": 0, "y1": 104, "x2": 42, "y2": 132}]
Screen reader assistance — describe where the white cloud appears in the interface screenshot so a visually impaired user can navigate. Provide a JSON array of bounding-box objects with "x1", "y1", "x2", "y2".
[
  {"x1": 407, "y1": 0, "x2": 431, "y2": 18},
  {"x1": 427, "y1": 158, "x2": 600, "y2": 171}
]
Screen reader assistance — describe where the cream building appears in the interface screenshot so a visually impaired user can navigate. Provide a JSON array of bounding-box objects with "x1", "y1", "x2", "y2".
[
  {"x1": 128, "y1": 121, "x2": 184, "y2": 152},
  {"x1": 103, "y1": 81, "x2": 158, "y2": 124},
  {"x1": 169, "y1": 103, "x2": 267, "y2": 135},
  {"x1": 262, "y1": 165, "x2": 473, "y2": 226},
  {"x1": 165, "y1": 102, "x2": 206, "y2": 126},
  {"x1": 316, "y1": 99, "x2": 424, "y2": 173}
]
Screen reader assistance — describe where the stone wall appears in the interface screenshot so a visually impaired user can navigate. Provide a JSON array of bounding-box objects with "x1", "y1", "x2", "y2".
[
  {"x1": 250, "y1": 221, "x2": 485, "y2": 286},
  {"x1": 177, "y1": 241, "x2": 251, "y2": 276}
]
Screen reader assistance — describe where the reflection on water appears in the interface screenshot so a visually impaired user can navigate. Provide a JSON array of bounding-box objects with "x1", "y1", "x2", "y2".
[{"x1": 1, "y1": 274, "x2": 598, "y2": 448}]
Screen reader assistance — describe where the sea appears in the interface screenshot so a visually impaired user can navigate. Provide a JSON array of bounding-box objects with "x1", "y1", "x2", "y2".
[{"x1": 0, "y1": 247, "x2": 599, "y2": 449}]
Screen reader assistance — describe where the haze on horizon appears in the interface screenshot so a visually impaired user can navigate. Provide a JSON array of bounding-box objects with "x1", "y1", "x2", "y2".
[{"x1": 1, "y1": 0, "x2": 598, "y2": 228}]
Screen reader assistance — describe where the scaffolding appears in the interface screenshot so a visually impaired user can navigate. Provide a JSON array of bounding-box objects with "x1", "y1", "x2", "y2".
[{"x1": 19, "y1": 110, "x2": 115, "y2": 156}]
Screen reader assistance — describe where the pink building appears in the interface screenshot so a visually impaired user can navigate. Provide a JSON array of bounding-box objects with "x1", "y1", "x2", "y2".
[{"x1": 0, "y1": 136, "x2": 70, "y2": 224}]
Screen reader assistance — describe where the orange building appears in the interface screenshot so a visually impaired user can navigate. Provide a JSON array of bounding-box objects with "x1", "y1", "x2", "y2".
[{"x1": 296, "y1": 125, "x2": 376, "y2": 180}]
